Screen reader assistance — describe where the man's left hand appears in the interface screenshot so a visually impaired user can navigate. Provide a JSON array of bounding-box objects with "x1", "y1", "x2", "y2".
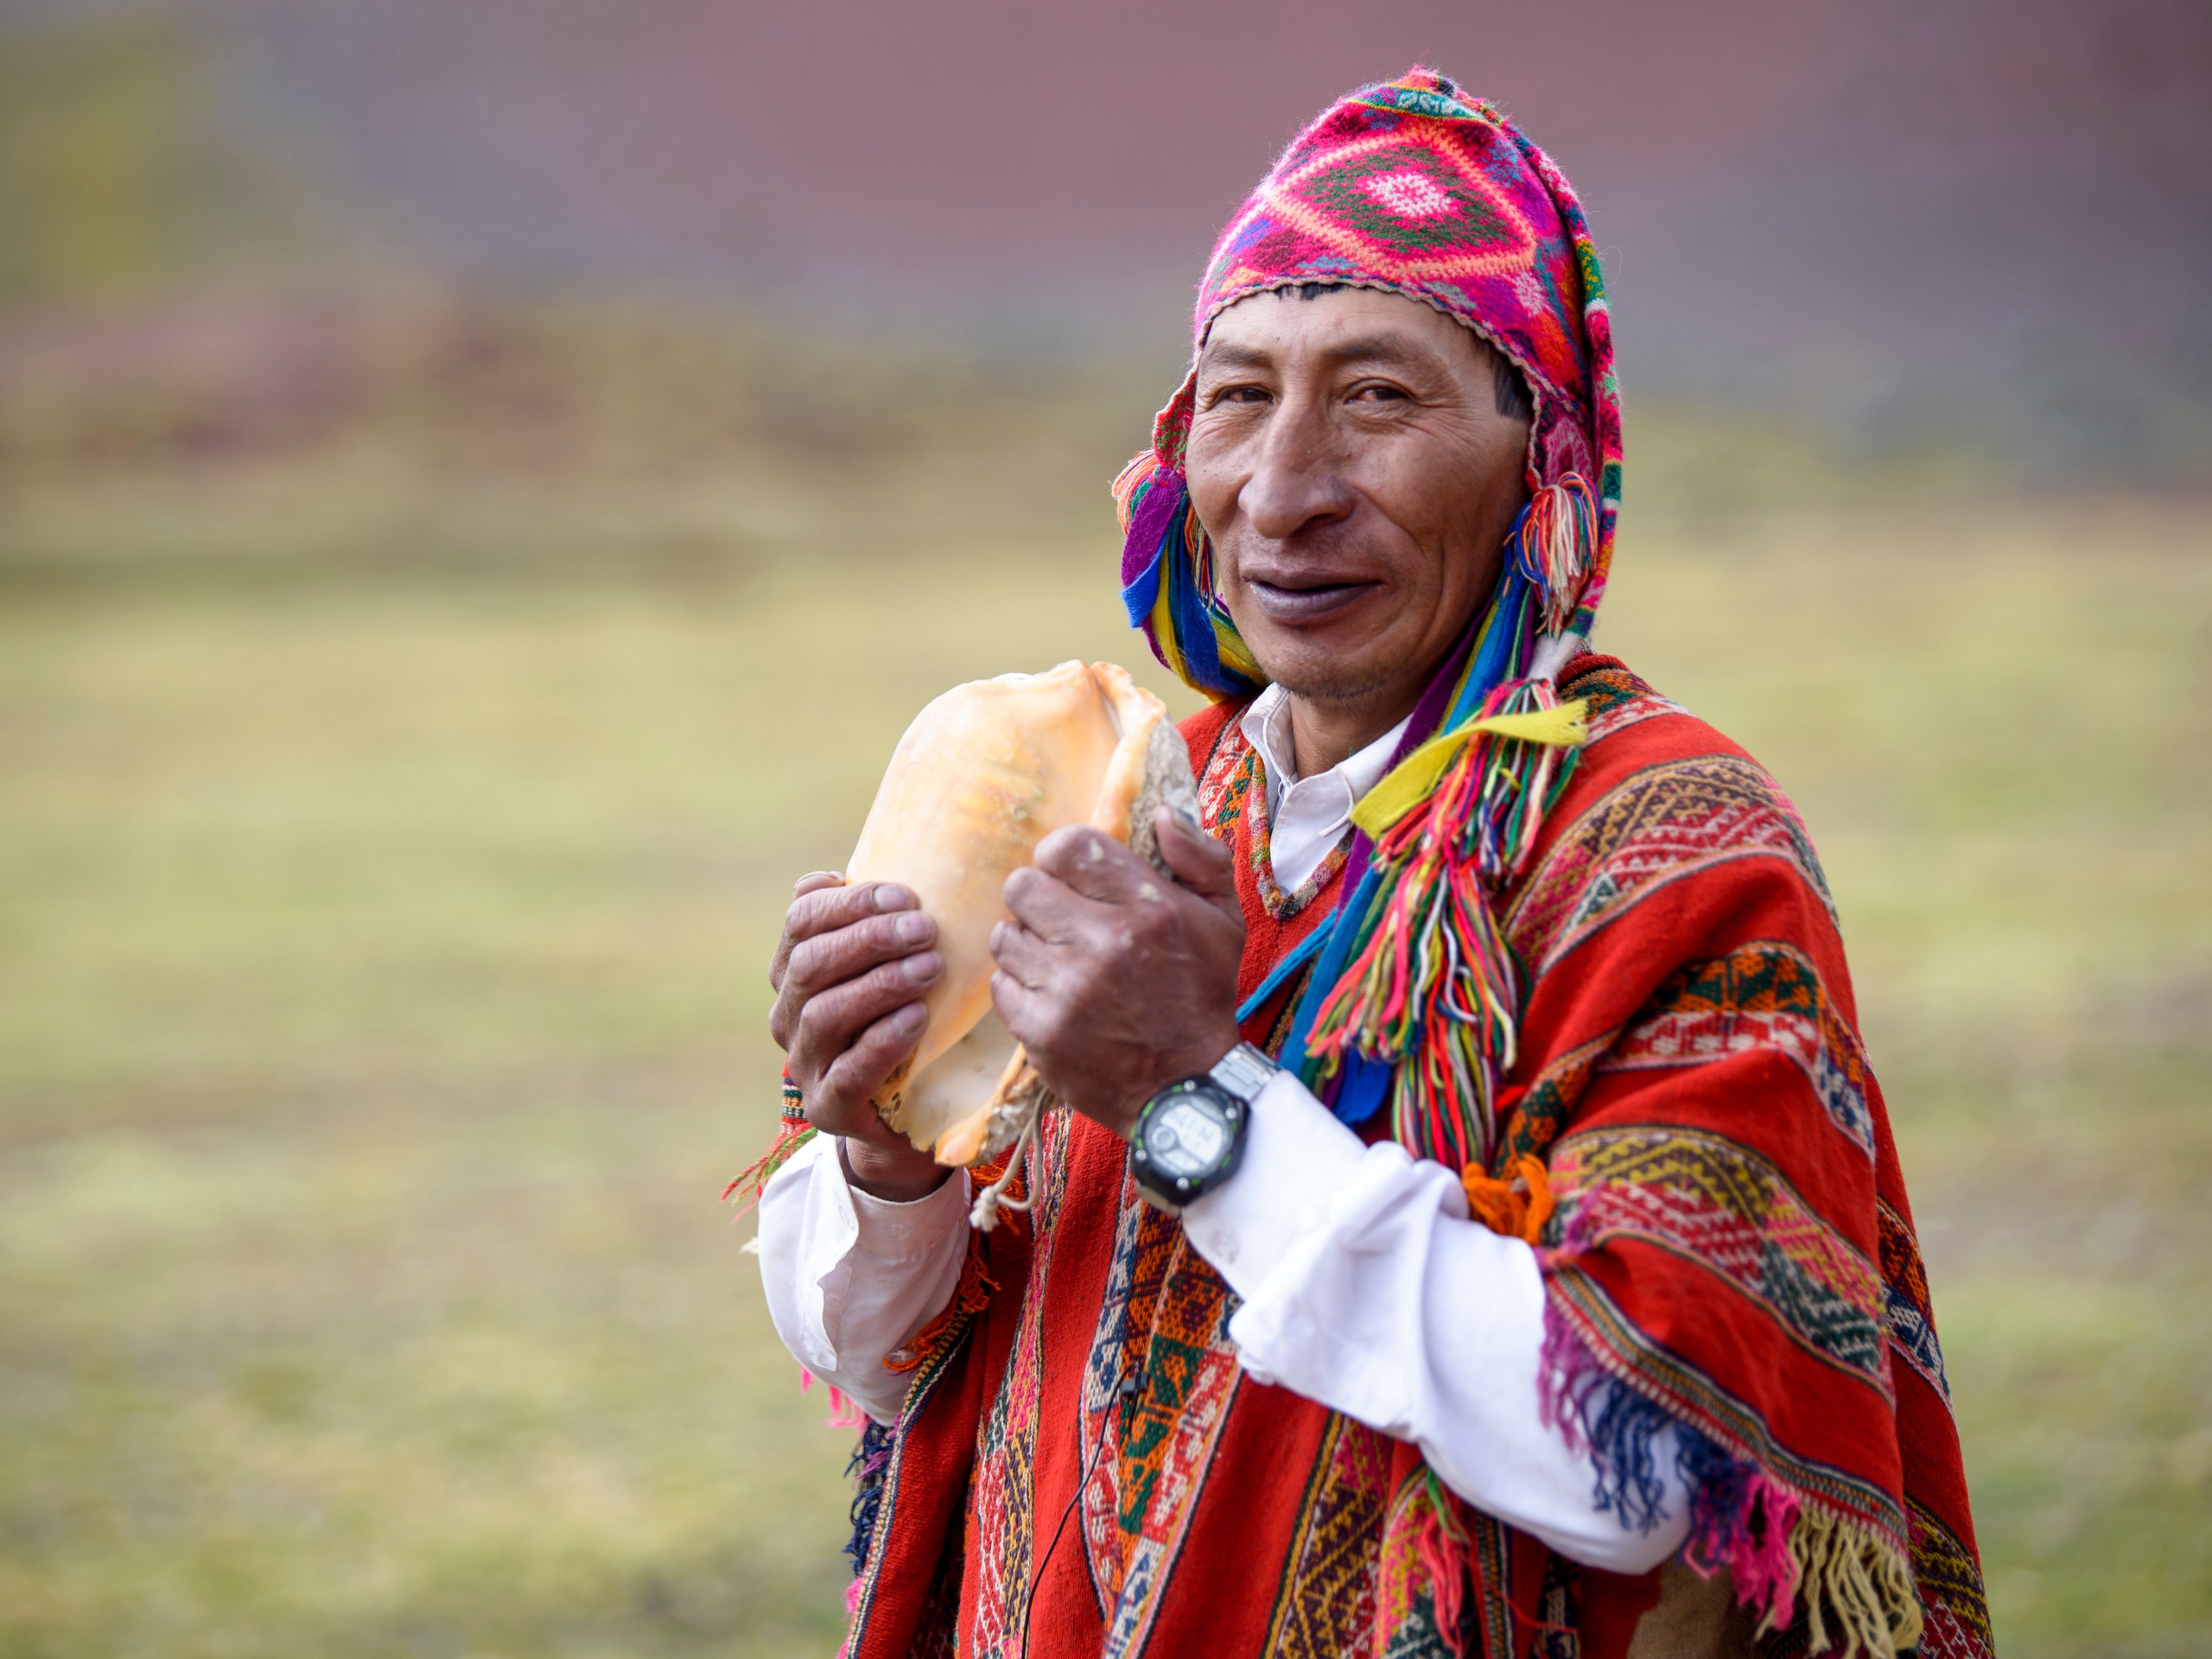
[{"x1": 989, "y1": 809, "x2": 1246, "y2": 1140}]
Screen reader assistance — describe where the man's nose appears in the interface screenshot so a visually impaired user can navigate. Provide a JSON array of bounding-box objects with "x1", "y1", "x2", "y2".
[{"x1": 1239, "y1": 403, "x2": 1353, "y2": 540}]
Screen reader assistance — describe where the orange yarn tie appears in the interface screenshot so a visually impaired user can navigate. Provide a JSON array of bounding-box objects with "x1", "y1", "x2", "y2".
[{"x1": 1461, "y1": 1154, "x2": 1555, "y2": 1245}]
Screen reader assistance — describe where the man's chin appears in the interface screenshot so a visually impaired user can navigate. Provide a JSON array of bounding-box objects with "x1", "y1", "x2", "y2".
[{"x1": 1255, "y1": 656, "x2": 1397, "y2": 709}]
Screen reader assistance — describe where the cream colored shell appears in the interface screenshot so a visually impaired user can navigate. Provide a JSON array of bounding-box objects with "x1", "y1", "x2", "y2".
[{"x1": 844, "y1": 659, "x2": 1196, "y2": 1166}]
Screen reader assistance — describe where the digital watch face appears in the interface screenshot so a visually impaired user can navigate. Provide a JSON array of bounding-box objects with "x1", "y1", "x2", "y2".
[{"x1": 1144, "y1": 1094, "x2": 1229, "y2": 1180}]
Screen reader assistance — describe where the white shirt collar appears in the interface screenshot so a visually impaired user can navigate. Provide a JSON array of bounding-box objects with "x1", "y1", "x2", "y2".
[{"x1": 1236, "y1": 684, "x2": 1411, "y2": 894}]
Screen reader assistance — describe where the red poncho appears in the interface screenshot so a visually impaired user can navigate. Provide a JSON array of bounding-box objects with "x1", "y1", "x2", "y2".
[{"x1": 834, "y1": 656, "x2": 1989, "y2": 1659}]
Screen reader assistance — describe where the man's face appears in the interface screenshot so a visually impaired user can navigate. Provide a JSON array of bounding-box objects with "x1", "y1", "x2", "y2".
[{"x1": 1185, "y1": 287, "x2": 1531, "y2": 715}]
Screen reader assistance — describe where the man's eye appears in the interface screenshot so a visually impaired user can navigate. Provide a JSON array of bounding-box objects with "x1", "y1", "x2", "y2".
[
  {"x1": 1351, "y1": 382, "x2": 1409, "y2": 403},
  {"x1": 1216, "y1": 385, "x2": 1271, "y2": 405}
]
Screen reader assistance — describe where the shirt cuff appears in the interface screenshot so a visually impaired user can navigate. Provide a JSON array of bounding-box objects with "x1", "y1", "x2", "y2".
[
  {"x1": 843, "y1": 1145, "x2": 972, "y2": 1262},
  {"x1": 1179, "y1": 1067, "x2": 1374, "y2": 1303}
]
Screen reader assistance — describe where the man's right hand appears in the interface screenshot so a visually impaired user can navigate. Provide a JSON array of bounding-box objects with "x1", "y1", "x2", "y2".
[{"x1": 768, "y1": 871, "x2": 953, "y2": 1202}]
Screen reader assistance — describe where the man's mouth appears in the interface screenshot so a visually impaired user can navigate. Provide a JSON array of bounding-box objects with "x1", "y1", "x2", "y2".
[{"x1": 1244, "y1": 576, "x2": 1381, "y2": 625}]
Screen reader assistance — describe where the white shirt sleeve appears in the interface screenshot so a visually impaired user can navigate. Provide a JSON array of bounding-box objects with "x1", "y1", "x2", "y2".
[
  {"x1": 753, "y1": 1133, "x2": 972, "y2": 1425},
  {"x1": 1180, "y1": 1070, "x2": 1691, "y2": 1574}
]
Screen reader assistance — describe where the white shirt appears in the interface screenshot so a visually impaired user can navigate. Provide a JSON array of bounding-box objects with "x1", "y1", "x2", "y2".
[
  {"x1": 752, "y1": 702, "x2": 1693, "y2": 1576},
  {"x1": 1238, "y1": 683, "x2": 1410, "y2": 893}
]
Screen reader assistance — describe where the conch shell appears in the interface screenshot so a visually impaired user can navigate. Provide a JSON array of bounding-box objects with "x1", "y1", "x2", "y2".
[{"x1": 845, "y1": 660, "x2": 1197, "y2": 1167}]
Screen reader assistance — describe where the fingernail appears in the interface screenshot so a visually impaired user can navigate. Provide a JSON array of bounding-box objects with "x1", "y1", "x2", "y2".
[
  {"x1": 902, "y1": 950, "x2": 942, "y2": 983},
  {"x1": 873, "y1": 883, "x2": 913, "y2": 912},
  {"x1": 893, "y1": 1002, "x2": 927, "y2": 1032},
  {"x1": 895, "y1": 911, "x2": 932, "y2": 944}
]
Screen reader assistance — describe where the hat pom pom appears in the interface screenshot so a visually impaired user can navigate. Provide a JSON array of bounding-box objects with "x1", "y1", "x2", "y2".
[{"x1": 1512, "y1": 474, "x2": 1598, "y2": 640}]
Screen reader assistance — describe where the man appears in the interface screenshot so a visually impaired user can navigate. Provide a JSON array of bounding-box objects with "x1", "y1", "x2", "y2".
[{"x1": 747, "y1": 70, "x2": 1989, "y2": 1659}]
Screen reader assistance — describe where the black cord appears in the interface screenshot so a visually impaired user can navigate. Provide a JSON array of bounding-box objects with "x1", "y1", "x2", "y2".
[{"x1": 1019, "y1": 1330, "x2": 1142, "y2": 1647}]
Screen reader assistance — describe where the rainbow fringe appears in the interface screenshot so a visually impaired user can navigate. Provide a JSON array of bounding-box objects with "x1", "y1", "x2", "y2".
[
  {"x1": 1303, "y1": 676, "x2": 1586, "y2": 1171},
  {"x1": 723, "y1": 1072, "x2": 816, "y2": 1215},
  {"x1": 1263, "y1": 479, "x2": 1599, "y2": 1170},
  {"x1": 1513, "y1": 474, "x2": 1597, "y2": 640},
  {"x1": 1112, "y1": 452, "x2": 1265, "y2": 702}
]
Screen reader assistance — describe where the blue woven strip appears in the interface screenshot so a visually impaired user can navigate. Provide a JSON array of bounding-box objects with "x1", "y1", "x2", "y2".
[
  {"x1": 1263, "y1": 537, "x2": 1541, "y2": 1125},
  {"x1": 1120, "y1": 550, "x2": 1164, "y2": 630},
  {"x1": 1235, "y1": 925, "x2": 1331, "y2": 1023},
  {"x1": 1275, "y1": 863, "x2": 1382, "y2": 1096}
]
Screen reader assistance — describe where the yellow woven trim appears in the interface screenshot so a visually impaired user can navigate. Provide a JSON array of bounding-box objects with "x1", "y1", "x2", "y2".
[
  {"x1": 1350, "y1": 697, "x2": 1589, "y2": 839},
  {"x1": 1772, "y1": 1505, "x2": 1925, "y2": 1659}
]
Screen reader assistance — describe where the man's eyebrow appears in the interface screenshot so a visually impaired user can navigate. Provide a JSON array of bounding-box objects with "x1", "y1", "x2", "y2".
[
  {"x1": 1196, "y1": 334, "x2": 1438, "y2": 375},
  {"x1": 1197, "y1": 341, "x2": 1274, "y2": 372}
]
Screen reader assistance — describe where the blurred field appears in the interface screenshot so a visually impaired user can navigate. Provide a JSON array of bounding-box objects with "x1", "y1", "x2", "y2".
[{"x1": 1, "y1": 303, "x2": 2209, "y2": 1658}]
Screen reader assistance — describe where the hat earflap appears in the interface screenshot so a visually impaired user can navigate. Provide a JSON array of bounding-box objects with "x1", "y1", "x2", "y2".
[{"x1": 1112, "y1": 450, "x2": 1266, "y2": 702}]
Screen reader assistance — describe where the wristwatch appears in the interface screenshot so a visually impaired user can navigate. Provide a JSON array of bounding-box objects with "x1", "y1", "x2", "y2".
[{"x1": 1128, "y1": 1043, "x2": 1276, "y2": 1211}]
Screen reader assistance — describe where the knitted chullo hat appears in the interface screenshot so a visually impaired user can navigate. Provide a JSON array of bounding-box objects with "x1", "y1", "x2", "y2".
[
  {"x1": 1116, "y1": 66, "x2": 1621, "y2": 702},
  {"x1": 1115, "y1": 68, "x2": 1624, "y2": 1174}
]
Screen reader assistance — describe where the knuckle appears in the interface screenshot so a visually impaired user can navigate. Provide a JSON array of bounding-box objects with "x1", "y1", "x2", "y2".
[
  {"x1": 795, "y1": 885, "x2": 856, "y2": 934},
  {"x1": 868, "y1": 953, "x2": 918, "y2": 995},
  {"x1": 1017, "y1": 1002, "x2": 1050, "y2": 1044},
  {"x1": 868, "y1": 912, "x2": 917, "y2": 954},
  {"x1": 1048, "y1": 963, "x2": 1090, "y2": 1009},
  {"x1": 1041, "y1": 1005, "x2": 1077, "y2": 1052},
  {"x1": 865, "y1": 1022, "x2": 917, "y2": 1071},
  {"x1": 804, "y1": 1089, "x2": 849, "y2": 1131},
  {"x1": 785, "y1": 938, "x2": 826, "y2": 992},
  {"x1": 794, "y1": 995, "x2": 837, "y2": 1050}
]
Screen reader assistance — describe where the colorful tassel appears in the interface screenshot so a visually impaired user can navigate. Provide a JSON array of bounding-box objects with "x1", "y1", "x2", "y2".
[
  {"x1": 1303, "y1": 676, "x2": 1586, "y2": 1173},
  {"x1": 1462, "y1": 1154, "x2": 1555, "y2": 1244},
  {"x1": 722, "y1": 1072, "x2": 816, "y2": 1215},
  {"x1": 1412, "y1": 1469, "x2": 1471, "y2": 1656},
  {"x1": 1543, "y1": 1307, "x2": 1925, "y2": 1659},
  {"x1": 1378, "y1": 1467, "x2": 1476, "y2": 1657},
  {"x1": 1111, "y1": 450, "x2": 1266, "y2": 702},
  {"x1": 1512, "y1": 474, "x2": 1598, "y2": 639},
  {"x1": 799, "y1": 1367, "x2": 869, "y2": 1430},
  {"x1": 1777, "y1": 1503, "x2": 1924, "y2": 1659}
]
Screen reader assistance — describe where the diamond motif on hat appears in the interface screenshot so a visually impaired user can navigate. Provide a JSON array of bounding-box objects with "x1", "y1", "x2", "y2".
[
  {"x1": 1267, "y1": 133, "x2": 1536, "y2": 281},
  {"x1": 1363, "y1": 168, "x2": 1456, "y2": 220}
]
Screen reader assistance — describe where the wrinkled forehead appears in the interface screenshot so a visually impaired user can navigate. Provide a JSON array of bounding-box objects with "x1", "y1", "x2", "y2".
[{"x1": 1199, "y1": 283, "x2": 1498, "y2": 365}]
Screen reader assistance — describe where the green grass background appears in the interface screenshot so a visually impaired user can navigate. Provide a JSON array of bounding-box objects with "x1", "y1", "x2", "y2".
[{"x1": 2, "y1": 403, "x2": 2208, "y2": 1656}]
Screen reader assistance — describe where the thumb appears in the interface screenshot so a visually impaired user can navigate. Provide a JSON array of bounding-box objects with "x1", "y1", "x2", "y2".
[{"x1": 1154, "y1": 807, "x2": 1239, "y2": 917}]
